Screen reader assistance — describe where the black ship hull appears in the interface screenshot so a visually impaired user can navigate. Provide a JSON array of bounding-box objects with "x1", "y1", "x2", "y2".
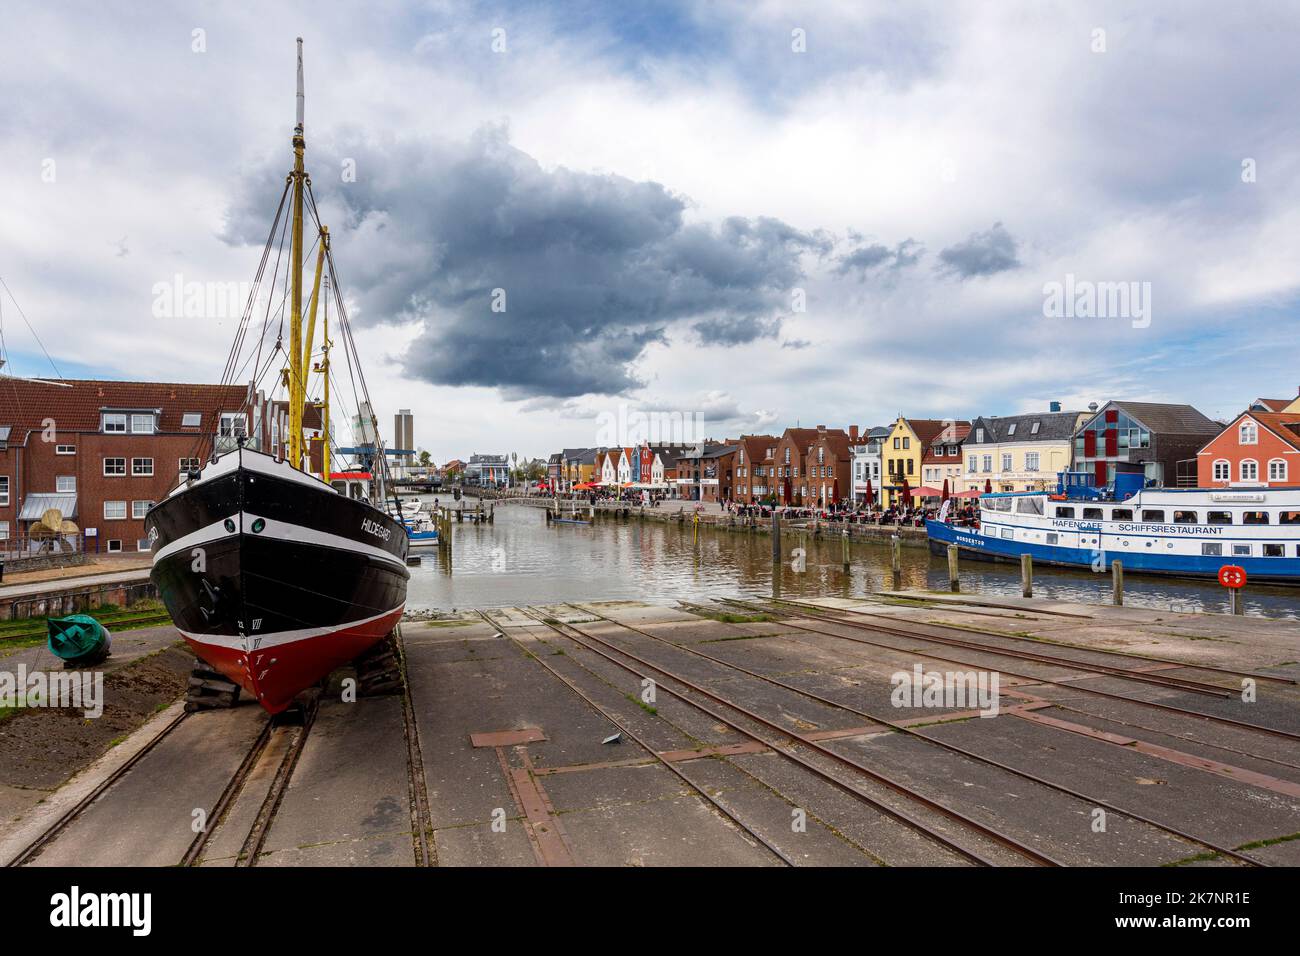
[{"x1": 144, "y1": 448, "x2": 409, "y2": 713}]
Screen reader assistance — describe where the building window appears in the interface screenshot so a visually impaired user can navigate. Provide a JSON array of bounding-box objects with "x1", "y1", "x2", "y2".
[
  {"x1": 1239, "y1": 421, "x2": 1258, "y2": 444},
  {"x1": 967, "y1": 455, "x2": 977, "y2": 473},
  {"x1": 104, "y1": 457, "x2": 126, "y2": 476},
  {"x1": 982, "y1": 455, "x2": 992, "y2": 472},
  {"x1": 975, "y1": 428, "x2": 984, "y2": 443},
  {"x1": 1212, "y1": 459, "x2": 1230, "y2": 481},
  {"x1": 56, "y1": 444, "x2": 76, "y2": 455},
  {"x1": 1025, "y1": 452, "x2": 1040, "y2": 472},
  {"x1": 1240, "y1": 459, "x2": 1258, "y2": 482},
  {"x1": 107, "y1": 539, "x2": 122, "y2": 553},
  {"x1": 132, "y1": 457, "x2": 154, "y2": 476},
  {"x1": 102, "y1": 413, "x2": 127, "y2": 433},
  {"x1": 1268, "y1": 459, "x2": 1287, "y2": 481},
  {"x1": 0, "y1": 521, "x2": 7, "y2": 541},
  {"x1": 181, "y1": 412, "x2": 202, "y2": 428},
  {"x1": 902, "y1": 437, "x2": 910, "y2": 449},
  {"x1": 137, "y1": 538, "x2": 153, "y2": 552},
  {"x1": 56, "y1": 476, "x2": 76, "y2": 493},
  {"x1": 1006, "y1": 423, "x2": 1016, "y2": 436},
  {"x1": 1030, "y1": 421, "x2": 1040, "y2": 435},
  {"x1": 1001, "y1": 454, "x2": 1012, "y2": 472},
  {"x1": 179, "y1": 457, "x2": 201, "y2": 474},
  {"x1": 219, "y1": 412, "x2": 248, "y2": 439},
  {"x1": 131, "y1": 500, "x2": 154, "y2": 519},
  {"x1": 0, "y1": 476, "x2": 8, "y2": 506},
  {"x1": 130, "y1": 413, "x2": 155, "y2": 434},
  {"x1": 104, "y1": 500, "x2": 127, "y2": 520}
]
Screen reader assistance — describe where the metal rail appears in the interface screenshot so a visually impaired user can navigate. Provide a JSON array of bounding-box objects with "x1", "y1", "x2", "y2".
[
  {"x1": 521, "y1": 607, "x2": 1061, "y2": 866},
  {"x1": 602, "y1": 601, "x2": 1265, "y2": 867},
  {"x1": 479, "y1": 610, "x2": 798, "y2": 866},
  {"x1": 6, "y1": 711, "x2": 189, "y2": 867},
  {"x1": 770, "y1": 596, "x2": 1297, "y2": 686},
  {"x1": 723, "y1": 597, "x2": 1300, "y2": 743}
]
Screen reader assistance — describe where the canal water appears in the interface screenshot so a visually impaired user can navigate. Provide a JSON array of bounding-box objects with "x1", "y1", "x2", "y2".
[{"x1": 405, "y1": 497, "x2": 1300, "y2": 620}]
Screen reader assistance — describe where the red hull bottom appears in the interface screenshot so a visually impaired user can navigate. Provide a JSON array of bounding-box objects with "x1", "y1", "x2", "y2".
[{"x1": 184, "y1": 605, "x2": 405, "y2": 714}]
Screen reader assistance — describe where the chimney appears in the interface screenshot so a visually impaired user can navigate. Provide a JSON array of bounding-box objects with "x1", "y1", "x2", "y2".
[
  {"x1": 816, "y1": 424, "x2": 826, "y2": 432},
  {"x1": 1089, "y1": 402, "x2": 1099, "y2": 412},
  {"x1": 849, "y1": 425, "x2": 859, "y2": 441}
]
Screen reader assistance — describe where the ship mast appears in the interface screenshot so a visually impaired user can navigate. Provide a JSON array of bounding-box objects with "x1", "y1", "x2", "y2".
[
  {"x1": 287, "y1": 37, "x2": 329, "y2": 475},
  {"x1": 288, "y1": 37, "x2": 306, "y2": 470}
]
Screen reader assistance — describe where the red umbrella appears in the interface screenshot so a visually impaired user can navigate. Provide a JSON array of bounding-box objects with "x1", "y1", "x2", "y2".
[
  {"x1": 941, "y1": 478, "x2": 950, "y2": 501},
  {"x1": 831, "y1": 477, "x2": 839, "y2": 504},
  {"x1": 864, "y1": 478, "x2": 874, "y2": 507},
  {"x1": 984, "y1": 478, "x2": 993, "y2": 494},
  {"x1": 901, "y1": 476, "x2": 912, "y2": 507}
]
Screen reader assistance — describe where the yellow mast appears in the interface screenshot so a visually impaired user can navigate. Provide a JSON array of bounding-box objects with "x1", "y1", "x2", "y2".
[
  {"x1": 288, "y1": 37, "x2": 307, "y2": 471},
  {"x1": 320, "y1": 273, "x2": 331, "y2": 484}
]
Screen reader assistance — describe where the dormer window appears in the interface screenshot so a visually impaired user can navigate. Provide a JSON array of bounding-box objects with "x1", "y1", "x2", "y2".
[
  {"x1": 1030, "y1": 421, "x2": 1041, "y2": 434},
  {"x1": 103, "y1": 413, "x2": 127, "y2": 433},
  {"x1": 1007, "y1": 423, "x2": 1016, "y2": 436},
  {"x1": 1239, "y1": 421, "x2": 1258, "y2": 445},
  {"x1": 181, "y1": 412, "x2": 202, "y2": 428},
  {"x1": 131, "y1": 413, "x2": 155, "y2": 434},
  {"x1": 975, "y1": 428, "x2": 984, "y2": 443}
]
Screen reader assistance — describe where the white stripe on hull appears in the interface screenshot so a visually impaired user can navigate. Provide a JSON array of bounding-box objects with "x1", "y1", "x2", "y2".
[
  {"x1": 179, "y1": 602, "x2": 406, "y2": 652},
  {"x1": 152, "y1": 511, "x2": 406, "y2": 571}
]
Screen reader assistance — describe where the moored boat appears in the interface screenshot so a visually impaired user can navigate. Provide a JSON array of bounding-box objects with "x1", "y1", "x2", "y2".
[{"x1": 927, "y1": 467, "x2": 1300, "y2": 583}]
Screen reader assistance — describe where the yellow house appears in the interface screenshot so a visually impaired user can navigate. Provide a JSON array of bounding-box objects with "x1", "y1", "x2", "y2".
[
  {"x1": 882, "y1": 417, "x2": 956, "y2": 506},
  {"x1": 958, "y1": 409, "x2": 1090, "y2": 493}
]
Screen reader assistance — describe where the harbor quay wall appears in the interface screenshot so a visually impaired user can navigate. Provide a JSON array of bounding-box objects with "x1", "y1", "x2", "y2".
[
  {"x1": 494, "y1": 496, "x2": 931, "y2": 546},
  {"x1": 0, "y1": 579, "x2": 158, "y2": 621}
]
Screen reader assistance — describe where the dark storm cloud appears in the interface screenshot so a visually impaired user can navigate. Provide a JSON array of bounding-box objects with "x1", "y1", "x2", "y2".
[
  {"x1": 222, "y1": 126, "x2": 826, "y2": 398},
  {"x1": 936, "y1": 222, "x2": 1020, "y2": 278}
]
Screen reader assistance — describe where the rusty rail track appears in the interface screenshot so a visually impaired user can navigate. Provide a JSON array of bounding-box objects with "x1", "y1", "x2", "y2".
[
  {"x1": 724, "y1": 597, "x2": 1300, "y2": 743},
  {"x1": 769, "y1": 596, "x2": 1297, "y2": 686},
  {"x1": 478, "y1": 610, "x2": 798, "y2": 866},
  {"x1": 521, "y1": 607, "x2": 1063, "y2": 866},
  {"x1": 5, "y1": 710, "x2": 190, "y2": 867},
  {"x1": 598, "y1": 601, "x2": 1267, "y2": 867}
]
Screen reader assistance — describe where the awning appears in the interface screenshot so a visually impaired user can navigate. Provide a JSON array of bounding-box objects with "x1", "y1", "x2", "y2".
[{"x1": 19, "y1": 493, "x2": 79, "y2": 521}]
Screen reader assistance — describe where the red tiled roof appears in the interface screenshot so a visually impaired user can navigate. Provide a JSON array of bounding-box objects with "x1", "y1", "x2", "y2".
[
  {"x1": 0, "y1": 377, "x2": 247, "y2": 438},
  {"x1": 1239, "y1": 411, "x2": 1300, "y2": 451},
  {"x1": 907, "y1": 418, "x2": 970, "y2": 444}
]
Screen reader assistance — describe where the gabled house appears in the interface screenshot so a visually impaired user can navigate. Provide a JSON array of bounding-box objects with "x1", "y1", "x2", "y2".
[
  {"x1": 961, "y1": 406, "x2": 1089, "y2": 493},
  {"x1": 882, "y1": 418, "x2": 969, "y2": 506},
  {"x1": 1072, "y1": 401, "x2": 1221, "y2": 489},
  {"x1": 804, "y1": 426, "x2": 856, "y2": 507},
  {"x1": 1248, "y1": 387, "x2": 1300, "y2": 414},
  {"x1": 851, "y1": 427, "x2": 890, "y2": 507},
  {"x1": 1197, "y1": 410, "x2": 1300, "y2": 487},
  {"x1": 733, "y1": 434, "x2": 779, "y2": 503}
]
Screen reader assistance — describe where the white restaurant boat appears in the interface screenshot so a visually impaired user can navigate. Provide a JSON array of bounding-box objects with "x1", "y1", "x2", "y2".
[{"x1": 927, "y1": 467, "x2": 1300, "y2": 583}]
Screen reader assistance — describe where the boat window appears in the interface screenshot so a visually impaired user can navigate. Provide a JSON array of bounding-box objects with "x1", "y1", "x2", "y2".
[
  {"x1": 1201, "y1": 543, "x2": 1222, "y2": 556},
  {"x1": 1205, "y1": 511, "x2": 1231, "y2": 524},
  {"x1": 994, "y1": 498, "x2": 1012, "y2": 512},
  {"x1": 1046, "y1": 533, "x2": 1058, "y2": 545},
  {"x1": 1015, "y1": 497, "x2": 1044, "y2": 515},
  {"x1": 1280, "y1": 511, "x2": 1300, "y2": 525},
  {"x1": 1141, "y1": 510, "x2": 1164, "y2": 522},
  {"x1": 331, "y1": 481, "x2": 347, "y2": 494},
  {"x1": 1083, "y1": 507, "x2": 1103, "y2": 520},
  {"x1": 1242, "y1": 511, "x2": 1269, "y2": 525},
  {"x1": 1263, "y1": 543, "x2": 1284, "y2": 557},
  {"x1": 1233, "y1": 544, "x2": 1251, "y2": 556},
  {"x1": 1000, "y1": 528, "x2": 1014, "y2": 539},
  {"x1": 1111, "y1": 508, "x2": 1133, "y2": 521},
  {"x1": 1174, "y1": 510, "x2": 1200, "y2": 524},
  {"x1": 1054, "y1": 506, "x2": 1075, "y2": 518}
]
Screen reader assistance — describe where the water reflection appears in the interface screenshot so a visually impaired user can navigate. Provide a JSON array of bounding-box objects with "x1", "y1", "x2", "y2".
[{"x1": 405, "y1": 497, "x2": 1299, "y2": 620}]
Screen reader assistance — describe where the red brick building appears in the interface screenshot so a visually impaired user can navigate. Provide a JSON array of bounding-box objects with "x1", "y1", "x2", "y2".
[
  {"x1": 733, "y1": 434, "x2": 778, "y2": 503},
  {"x1": 804, "y1": 426, "x2": 857, "y2": 507},
  {"x1": 0, "y1": 378, "x2": 252, "y2": 554},
  {"x1": 1197, "y1": 410, "x2": 1300, "y2": 487}
]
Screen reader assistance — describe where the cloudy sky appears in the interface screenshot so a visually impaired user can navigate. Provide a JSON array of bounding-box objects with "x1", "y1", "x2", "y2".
[{"x1": 2, "y1": 0, "x2": 1299, "y2": 463}]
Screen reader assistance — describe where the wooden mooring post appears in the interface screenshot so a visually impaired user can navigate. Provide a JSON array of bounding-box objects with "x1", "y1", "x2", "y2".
[
  {"x1": 771, "y1": 511, "x2": 781, "y2": 565},
  {"x1": 841, "y1": 529, "x2": 850, "y2": 572},
  {"x1": 1021, "y1": 553, "x2": 1033, "y2": 598},
  {"x1": 947, "y1": 544, "x2": 960, "y2": 592},
  {"x1": 1112, "y1": 560, "x2": 1124, "y2": 605},
  {"x1": 890, "y1": 534, "x2": 901, "y2": 590}
]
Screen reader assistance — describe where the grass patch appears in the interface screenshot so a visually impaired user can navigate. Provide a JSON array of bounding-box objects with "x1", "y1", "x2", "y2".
[
  {"x1": 688, "y1": 607, "x2": 772, "y2": 624},
  {"x1": 1235, "y1": 831, "x2": 1300, "y2": 851},
  {"x1": 1162, "y1": 851, "x2": 1221, "y2": 867},
  {"x1": 420, "y1": 619, "x2": 474, "y2": 629},
  {"x1": 625, "y1": 693, "x2": 658, "y2": 715}
]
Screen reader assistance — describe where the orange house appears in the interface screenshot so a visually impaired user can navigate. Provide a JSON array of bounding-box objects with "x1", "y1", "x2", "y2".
[{"x1": 1196, "y1": 411, "x2": 1300, "y2": 487}]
